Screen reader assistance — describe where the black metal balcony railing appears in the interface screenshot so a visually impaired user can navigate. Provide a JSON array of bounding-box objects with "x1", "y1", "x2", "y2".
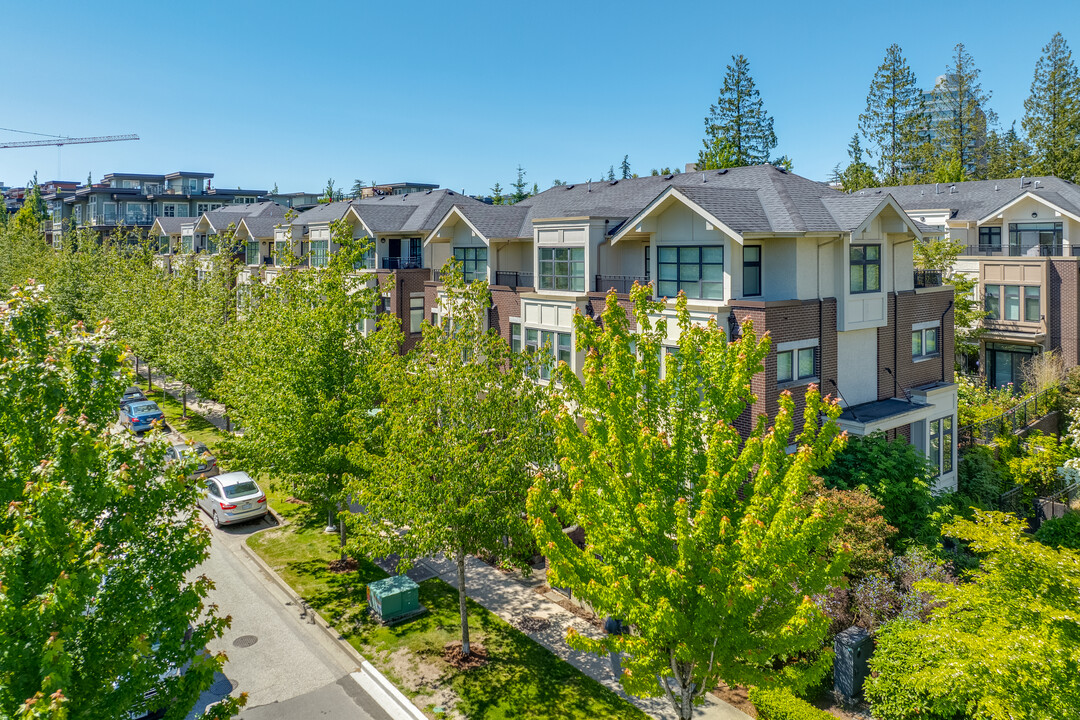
[
  {"x1": 595, "y1": 275, "x2": 650, "y2": 294},
  {"x1": 913, "y1": 269, "x2": 944, "y2": 288},
  {"x1": 962, "y1": 243, "x2": 1066, "y2": 257},
  {"x1": 495, "y1": 271, "x2": 534, "y2": 289},
  {"x1": 381, "y1": 256, "x2": 424, "y2": 270}
]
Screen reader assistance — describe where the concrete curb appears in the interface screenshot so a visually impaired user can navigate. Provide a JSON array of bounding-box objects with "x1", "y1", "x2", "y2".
[{"x1": 239, "y1": 531, "x2": 430, "y2": 720}]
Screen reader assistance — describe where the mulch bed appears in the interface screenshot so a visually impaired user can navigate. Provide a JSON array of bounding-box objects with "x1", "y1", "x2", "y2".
[
  {"x1": 328, "y1": 557, "x2": 359, "y2": 573},
  {"x1": 442, "y1": 641, "x2": 488, "y2": 670},
  {"x1": 285, "y1": 496, "x2": 308, "y2": 505}
]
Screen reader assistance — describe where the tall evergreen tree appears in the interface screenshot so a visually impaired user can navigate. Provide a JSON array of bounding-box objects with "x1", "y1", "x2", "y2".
[
  {"x1": 931, "y1": 43, "x2": 996, "y2": 178},
  {"x1": 620, "y1": 155, "x2": 632, "y2": 179},
  {"x1": 838, "y1": 134, "x2": 879, "y2": 192},
  {"x1": 699, "y1": 54, "x2": 777, "y2": 167},
  {"x1": 985, "y1": 123, "x2": 1034, "y2": 179},
  {"x1": 606, "y1": 165, "x2": 616, "y2": 182},
  {"x1": 859, "y1": 44, "x2": 927, "y2": 184},
  {"x1": 510, "y1": 165, "x2": 529, "y2": 204},
  {"x1": 490, "y1": 182, "x2": 505, "y2": 205},
  {"x1": 1023, "y1": 32, "x2": 1080, "y2": 181}
]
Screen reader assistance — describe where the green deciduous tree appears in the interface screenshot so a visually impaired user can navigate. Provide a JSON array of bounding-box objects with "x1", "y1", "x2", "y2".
[
  {"x1": 859, "y1": 44, "x2": 928, "y2": 184},
  {"x1": 0, "y1": 284, "x2": 242, "y2": 720},
  {"x1": 1023, "y1": 32, "x2": 1080, "y2": 181},
  {"x1": 913, "y1": 235, "x2": 984, "y2": 359},
  {"x1": 221, "y1": 220, "x2": 386, "y2": 555},
  {"x1": 866, "y1": 511, "x2": 1080, "y2": 720},
  {"x1": 347, "y1": 262, "x2": 553, "y2": 656},
  {"x1": 528, "y1": 288, "x2": 849, "y2": 720},
  {"x1": 931, "y1": 44, "x2": 996, "y2": 179},
  {"x1": 700, "y1": 54, "x2": 778, "y2": 168}
]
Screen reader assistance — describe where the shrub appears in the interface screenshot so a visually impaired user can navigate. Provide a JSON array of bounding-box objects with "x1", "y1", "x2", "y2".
[
  {"x1": 818, "y1": 433, "x2": 935, "y2": 548},
  {"x1": 1005, "y1": 431, "x2": 1075, "y2": 491},
  {"x1": 748, "y1": 686, "x2": 834, "y2": 720},
  {"x1": 814, "y1": 486, "x2": 896, "y2": 581},
  {"x1": 956, "y1": 445, "x2": 1005, "y2": 508},
  {"x1": 847, "y1": 547, "x2": 955, "y2": 633},
  {"x1": 1034, "y1": 512, "x2": 1080, "y2": 550}
]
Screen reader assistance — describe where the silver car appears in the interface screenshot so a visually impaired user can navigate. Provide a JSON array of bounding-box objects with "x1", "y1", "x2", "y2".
[
  {"x1": 165, "y1": 442, "x2": 220, "y2": 480},
  {"x1": 197, "y1": 471, "x2": 268, "y2": 528}
]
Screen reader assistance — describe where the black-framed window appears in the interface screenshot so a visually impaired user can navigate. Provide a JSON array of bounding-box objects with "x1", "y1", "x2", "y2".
[
  {"x1": 453, "y1": 247, "x2": 487, "y2": 282},
  {"x1": 657, "y1": 246, "x2": 723, "y2": 300},
  {"x1": 538, "y1": 247, "x2": 585, "y2": 291},
  {"x1": 912, "y1": 326, "x2": 939, "y2": 358},
  {"x1": 1008, "y1": 222, "x2": 1063, "y2": 254},
  {"x1": 409, "y1": 238, "x2": 422, "y2": 264},
  {"x1": 644, "y1": 246, "x2": 651, "y2": 281},
  {"x1": 310, "y1": 240, "x2": 328, "y2": 268},
  {"x1": 849, "y1": 244, "x2": 881, "y2": 294},
  {"x1": 743, "y1": 245, "x2": 761, "y2": 297},
  {"x1": 409, "y1": 296, "x2": 424, "y2": 334},
  {"x1": 1024, "y1": 286, "x2": 1041, "y2": 322},
  {"x1": 777, "y1": 347, "x2": 816, "y2": 383},
  {"x1": 979, "y1": 226, "x2": 1001, "y2": 251}
]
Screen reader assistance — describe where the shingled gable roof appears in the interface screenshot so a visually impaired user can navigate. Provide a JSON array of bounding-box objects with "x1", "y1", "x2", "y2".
[
  {"x1": 149, "y1": 217, "x2": 190, "y2": 235},
  {"x1": 857, "y1": 176, "x2": 1080, "y2": 224},
  {"x1": 430, "y1": 165, "x2": 925, "y2": 244},
  {"x1": 300, "y1": 190, "x2": 486, "y2": 236},
  {"x1": 235, "y1": 215, "x2": 285, "y2": 239}
]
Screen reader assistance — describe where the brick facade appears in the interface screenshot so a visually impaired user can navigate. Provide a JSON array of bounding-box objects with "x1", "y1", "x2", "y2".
[
  {"x1": 878, "y1": 289, "x2": 956, "y2": 401},
  {"x1": 1048, "y1": 259, "x2": 1079, "y2": 367}
]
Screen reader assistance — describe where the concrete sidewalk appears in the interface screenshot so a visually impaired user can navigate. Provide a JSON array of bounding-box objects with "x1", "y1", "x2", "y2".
[
  {"x1": 129, "y1": 358, "x2": 235, "y2": 434},
  {"x1": 403, "y1": 555, "x2": 752, "y2": 720}
]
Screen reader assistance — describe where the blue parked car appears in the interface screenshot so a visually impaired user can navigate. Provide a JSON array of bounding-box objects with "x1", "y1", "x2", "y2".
[{"x1": 120, "y1": 401, "x2": 165, "y2": 434}]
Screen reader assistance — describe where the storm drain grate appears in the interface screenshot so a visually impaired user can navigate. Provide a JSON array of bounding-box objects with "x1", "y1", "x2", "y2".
[{"x1": 232, "y1": 634, "x2": 259, "y2": 648}]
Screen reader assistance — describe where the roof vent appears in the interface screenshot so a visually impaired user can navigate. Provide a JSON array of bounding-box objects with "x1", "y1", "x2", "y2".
[
  {"x1": 566, "y1": 184, "x2": 575, "y2": 190},
  {"x1": 1034, "y1": 180, "x2": 1042, "y2": 189},
  {"x1": 663, "y1": 174, "x2": 674, "y2": 180},
  {"x1": 995, "y1": 185, "x2": 999, "y2": 191},
  {"x1": 1021, "y1": 175, "x2": 1026, "y2": 187},
  {"x1": 935, "y1": 183, "x2": 940, "y2": 194},
  {"x1": 377, "y1": 195, "x2": 385, "y2": 201},
  {"x1": 402, "y1": 193, "x2": 408, "y2": 199},
  {"x1": 447, "y1": 190, "x2": 454, "y2": 196},
  {"x1": 949, "y1": 185, "x2": 957, "y2": 194},
  {"x1": 875, "y1": 189, "x2": 882, "y2": 194},
  {"x1": 426, "y1": 189, "x2": 433, "y2": 194},
  {"x1": 716, "y1": 169, "x2": 728, "y2": 175},
  {"x1": 609, "y1": 180, "x2": 618, "y2": 186},
  {"x1": 701, "y1": 172, "x2": 707, "y2": 183}
]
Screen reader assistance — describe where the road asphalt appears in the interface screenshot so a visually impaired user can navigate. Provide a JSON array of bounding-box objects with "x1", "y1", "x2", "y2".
[{"x1": 185, "y1": 509, "x2": 392, "y2": 720}]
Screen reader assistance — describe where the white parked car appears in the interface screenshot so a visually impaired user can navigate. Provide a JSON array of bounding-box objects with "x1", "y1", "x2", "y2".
[{"x1": 197, "y1": 471, "x2": 268, "y2": 528}]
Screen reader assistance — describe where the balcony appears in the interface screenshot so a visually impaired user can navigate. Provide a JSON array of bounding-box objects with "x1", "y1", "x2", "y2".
[
  {"x1": 381, "y1": 256, "x2": 423, "y2": 270},
  {"x1": 494, "y1": 271, "x2": 534, "y2": 289},
  {"x1": 961, "y1": 243, "x2": 1072, "y2": 257},
  {"x1": 914, "y1": 269, "x2": 944, "y2": 288},
  {"x1": 594, "y1": 275, "x2": 650, "y2": 294}
]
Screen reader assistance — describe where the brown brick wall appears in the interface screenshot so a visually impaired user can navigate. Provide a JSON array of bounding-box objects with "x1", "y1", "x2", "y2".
[
  {"x1": 1048, "y1": 260, "x2": 1079, "y2": 367},
  {"x1": 489, "y1": 286, "x2": 526, "y2": 340},
  {"x1": 878, "y1": 289, "x2": 955, "y2": 400}
]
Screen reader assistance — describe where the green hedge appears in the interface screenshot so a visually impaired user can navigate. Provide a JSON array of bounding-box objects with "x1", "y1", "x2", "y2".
[{"x1": 748, "y1": 686, "x2": 834, "y2": 720}]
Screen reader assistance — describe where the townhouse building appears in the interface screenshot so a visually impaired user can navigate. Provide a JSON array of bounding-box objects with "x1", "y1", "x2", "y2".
[
  {"x1": 863, "y1": 176, "x2": 1080, "y2": 389},
  {"x1": 150, "y1": 201, "x2": 287, "y2": 259},
  {"x1": 424, "y1": 166, "x2": 960, "y2": 490},
  {"x1": 46, "y1": 171, "x2": 265, "y2": 246},
  {"x1": 241, "y1": 189, "x2": 486, "y2": 353}
]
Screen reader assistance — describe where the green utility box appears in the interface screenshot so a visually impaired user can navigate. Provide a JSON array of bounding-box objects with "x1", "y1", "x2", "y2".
[{"x1": 367, "y1": 575, "x2": 424, "y2": 625}]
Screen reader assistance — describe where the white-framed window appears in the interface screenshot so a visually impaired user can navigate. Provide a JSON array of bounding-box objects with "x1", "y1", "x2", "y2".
[
  {"x1": 88, "y1": 196, "x2": 98, "y2": 223},
  {"x1": 777, "y1": 342, "x2": 818, "y2": 384},
  {"x1": 103, "y1": 202, "x2": 117, "y2": 224},
  {"x1": 657, "y1": 245, "x2": 724, "y2": 300},
  {"x1": 410, "y1": 295, "x2": 424, "y2": 334},
  {"x1": 928, "y1": 416, "x2": 954, "y2": 477},
  {"x1": 310, "y1": 240, "x2": 328, "y2": 268},
  {"x1": 163, "y1": 203, "x2": 176, "y2": 217},
  {"x1": 510, "y1": 321, "x2": 522, "y2": 353},
  {"x1": 912, "y1": 323, "x2": 940, "y2": 359},
  {"x1": 538, "y1": 247, "x2": 585, "y2": 291},
  {"x1": 181, "y1": 235, "x2": 194, "y2": 254},
  {"x1": 246, "y1": 241, "x2": 260, "y2": 266},
  {"x1": 525, "y1": 329, "x2": 571, "y2": 380}
]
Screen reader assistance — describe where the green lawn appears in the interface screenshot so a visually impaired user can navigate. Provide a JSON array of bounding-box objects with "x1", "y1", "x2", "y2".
[
  {"x1": 146, "y1": 396, "x2": 645, "y2": 719},
  {"x1": 132, "y1": 379, "x2": 224, "y2": 450},
  {"x1": 248, "y1": 498, "x2": 645, "y2": 719}
]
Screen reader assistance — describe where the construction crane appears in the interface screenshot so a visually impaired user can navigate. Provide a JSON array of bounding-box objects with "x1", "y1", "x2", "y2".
[
  {"x1": 0, "y1": 133, "x2": 139, "y2": 149},
  {"x1": 0, "y1": 127, "x2": 139, "y2": 179}
]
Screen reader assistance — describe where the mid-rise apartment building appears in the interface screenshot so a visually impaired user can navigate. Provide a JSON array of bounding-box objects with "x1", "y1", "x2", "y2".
[
  {"x1": 864, "y1": 176, "x2": 1080, "y2": 389},
  {"x1": 46, "y1": 171, "x2": 265, "y2": 245},
  {"x1": 423, "y1": 166, "x2": 959, "y2": 490}
]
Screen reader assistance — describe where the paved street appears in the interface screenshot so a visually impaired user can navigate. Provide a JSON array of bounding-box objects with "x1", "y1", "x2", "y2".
[{"x1": 187, "y1": 510, "x2": 392, "y2": 720}]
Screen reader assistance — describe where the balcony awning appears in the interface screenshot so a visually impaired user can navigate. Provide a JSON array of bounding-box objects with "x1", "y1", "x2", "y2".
[{"x1": 836, "y1": 397, "x2": 932, "y2": 436}]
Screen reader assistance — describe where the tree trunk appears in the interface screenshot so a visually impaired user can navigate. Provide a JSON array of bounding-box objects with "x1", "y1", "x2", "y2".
[
  {"x1": 337, "y1": 500, "x2": 346, "y2": 560},
  {"x1": 182, "y1": 385, "x2": 188, "y2": 419},
  {"x1": 135, "y1": 356, "x2": 140, "y2": 380},
  {"x1": 147, "y1": 364, "x2": 152, "y2": 392},
  {"x1": 456, "y1": 547, "x2": 470, "y2": 656},
  {"x1": 326, "y1": 505, "x2": 337, "y2": 534}
]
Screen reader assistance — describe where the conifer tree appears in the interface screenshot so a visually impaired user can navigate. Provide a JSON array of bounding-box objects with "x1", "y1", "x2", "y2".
[
  {"x1": 985, "y1": 122, "x2": 1034, "y2": 179},
  {"x1": 859, "y1": 44, "x2": 927, "y2": 184},
  {"x1": 838, "y1": 134, "x2": 879, "y2": 192},
  {"x1": 620, "y1": 154, "x2": 632, "y2": 179},
  {"x1": 700, "y1": 54, "x2": 777, "y2": 167},
  {"x1": 1023, "y1": 32, "x2": 1080, "y2": 181},
  {"x1": 510, "y1": 165, "x2": 529, "y2": 203},
  {"x1": 931, "y1": 43, "x2": 996, "y2": 178}
]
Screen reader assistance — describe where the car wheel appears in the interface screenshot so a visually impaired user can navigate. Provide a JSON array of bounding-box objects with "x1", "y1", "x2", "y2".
[{"x1": 213, "y1": 511, "x2": 222, "y2": 529}]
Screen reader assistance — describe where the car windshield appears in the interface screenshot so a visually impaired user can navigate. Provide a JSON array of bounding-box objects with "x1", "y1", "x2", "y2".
[
  {"x1": 129, "y1": 402, "x2": 158, "y2": 415},
  {"x1": 223, "y1": 481, "x2": 259, "y2": 499}
]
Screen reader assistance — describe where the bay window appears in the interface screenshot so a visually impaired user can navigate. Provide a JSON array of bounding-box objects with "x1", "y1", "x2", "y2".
[{"x1": 538, "y1": 247, "x2": 585, "y2": 291}]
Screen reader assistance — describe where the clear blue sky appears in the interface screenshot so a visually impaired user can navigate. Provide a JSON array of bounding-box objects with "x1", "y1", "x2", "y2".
[{"x1": 2, "y1": 1, "x2": 1078, "y2": 194}]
